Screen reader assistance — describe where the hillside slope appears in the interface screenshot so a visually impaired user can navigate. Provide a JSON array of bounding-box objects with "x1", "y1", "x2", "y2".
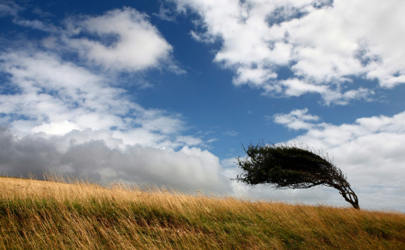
[{"x1": 0, "y1": 176, "x2": 404, "y2": 249}]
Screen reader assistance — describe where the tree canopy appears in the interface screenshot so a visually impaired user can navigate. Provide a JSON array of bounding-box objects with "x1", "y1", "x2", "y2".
[{"x1": 233, "y1": 143, "x2": 359, "y2": 209}]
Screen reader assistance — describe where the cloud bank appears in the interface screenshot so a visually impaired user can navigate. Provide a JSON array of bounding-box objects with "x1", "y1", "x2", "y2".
[
  {"x1": 0, "y1": 127, "x2": 229, "y2": 193},
  {"x1": 172, "y1": 0, "x2": 405, "y2": 104}
]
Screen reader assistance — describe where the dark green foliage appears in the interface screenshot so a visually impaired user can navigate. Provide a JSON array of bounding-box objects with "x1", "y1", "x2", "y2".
[{"x1": 234, "y1": 143, "x2": 360, "y2": 209}]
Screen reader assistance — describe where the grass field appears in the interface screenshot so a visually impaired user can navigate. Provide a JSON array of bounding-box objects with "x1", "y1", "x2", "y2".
[{"x1": 0, "y1": 175, "x2": 404, "y2": 249}]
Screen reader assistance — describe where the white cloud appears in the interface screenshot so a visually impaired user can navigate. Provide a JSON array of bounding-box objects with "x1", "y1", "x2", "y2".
[
  {"x1": 133, "y1": 109, "x2": 185, "y2": 135},
  {"x1": 224, "y1": 130, "x2": 238, "y2": 137},
  {"x1": 13, "y1": 18, "x2": 57, "y2": 32},
  {"x1": 62, "y1": 8, "x2": 176, "y2": 72},
  {"x1": 0, "y1": 51, "x2": 130, "y2": 134},
  {"x1": 0, "y1": 1, "x2": 21, "y2": 17},
  {"x1": 281, "y1": 78, "x2": 327, "y2": 97},
  {"x1": 172, "y1": 0, "x2": 405, "y2": 104},
  {"x1": 31, "y1": 7, "x2": 53, "y2": 18},
  {"x1": 176, "y1": 136, "x2": 204, "y2": 146},
  {"x1": 272, "y1": 108, "x2": 319, "y2": 130},
  {"x1": 206, "y1": 138, "x2": 218, "y2": 143},
  {"x1": 153, "y1": 2, "x2": 177, "y2": 22},
  {"x1": 31, "y1": 120, "x2": 81, "y2": 135},
  {"x1": 112, "y1": 129, "x2": 168, "y2": 148}
]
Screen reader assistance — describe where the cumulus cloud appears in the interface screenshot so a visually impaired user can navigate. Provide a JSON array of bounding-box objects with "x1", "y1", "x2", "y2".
[
  {"x1": 266, "y1": 108, "x2": 405, "y2": 211},
  {"x1": 0, "y1": 50, "x2": 132, "y2": 135},
  {"x1": 61, "y1": 8, "x2": 177, "y2": 72},
  {"x1": 272, "y1": 108, "x2": 319, "y2": 130},
  {"x1": 172, "y1": 0, "x2": 405, "y2": 104}
]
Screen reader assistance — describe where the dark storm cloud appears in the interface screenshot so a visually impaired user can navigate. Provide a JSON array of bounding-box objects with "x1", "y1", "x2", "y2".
[{"x1": 0, "y1": 127, "x2": 231, "y2": 194}]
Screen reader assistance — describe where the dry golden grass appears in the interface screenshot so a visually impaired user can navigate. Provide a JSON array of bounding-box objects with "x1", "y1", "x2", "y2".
[{"x1": 0, "y1": 175, "x2": 404, "y2": 249}]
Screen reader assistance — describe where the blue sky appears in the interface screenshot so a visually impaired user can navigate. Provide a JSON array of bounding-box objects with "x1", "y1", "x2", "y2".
[{"x1": 1, "y1": 0, "x2": 405, "y2": 211}]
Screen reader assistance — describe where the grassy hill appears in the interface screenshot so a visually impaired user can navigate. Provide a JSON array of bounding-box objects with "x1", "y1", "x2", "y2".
[{"x1": 0, "y1": 176, "x2": 404, "y2": 249}]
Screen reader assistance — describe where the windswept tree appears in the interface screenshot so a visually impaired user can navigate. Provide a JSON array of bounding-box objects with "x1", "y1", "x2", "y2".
[{"x1": 233, "y1": 143, "x2": 360, "y2": 209}]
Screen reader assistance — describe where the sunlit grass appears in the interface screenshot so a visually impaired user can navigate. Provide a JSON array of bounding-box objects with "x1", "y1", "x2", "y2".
[{"x1": 0, "y1": 175, "x2": 404, "y2": 249}]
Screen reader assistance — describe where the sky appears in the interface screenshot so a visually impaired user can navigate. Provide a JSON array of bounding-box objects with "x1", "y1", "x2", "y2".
[{"x1": 0, "y1": 0, "x2": 404, "y2": 212}]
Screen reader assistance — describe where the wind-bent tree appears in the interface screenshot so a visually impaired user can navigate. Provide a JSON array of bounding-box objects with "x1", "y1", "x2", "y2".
[{"x1": 233, "y1": 143, "x2": 360, "y2": 209}]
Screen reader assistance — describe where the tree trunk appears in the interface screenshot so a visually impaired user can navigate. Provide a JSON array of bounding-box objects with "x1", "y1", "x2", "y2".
[{"x1": 337, "y1": 184, "x2": 360, "y2": 209}]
